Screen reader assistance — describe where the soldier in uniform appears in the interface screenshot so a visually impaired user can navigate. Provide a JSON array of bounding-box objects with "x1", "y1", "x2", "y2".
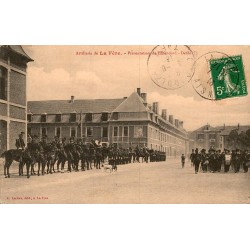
[
  {"x1": 190, "y1": 149, "x2": 195, "y2": 167},
  {"x1": 65, "y1": 137, "x2": 76, "y2": 172},
  {"x1": 27, "y1": 135, "x2": 43, "y2": 175},
  {"x1": 15, "y1": 132, "x2": 26, "y2": 163},
  {"x1": 208, "y1": 148, "x2": 217, "y2": 173},
  {"x1": 224, "y1": 149, "x2": 232, "y2": 173},
  {"x1": 95, "y1": 145, "x2": 102, "y2": 169},
  {"x1": 242, "y1": 150, "x2": 250, "y2": 173},
  {"x1": 200, "y1": 149, "x2": 209, "y2": 172},
  {"x1": 233, "y1": 149, "x2": 242, "y2": 173},
  {"x1": 181, "y1": 154, "x2": 185, "y2": 168},
  {"x1": 193, "y1": 148, "x2": 201, "y2": 174}
]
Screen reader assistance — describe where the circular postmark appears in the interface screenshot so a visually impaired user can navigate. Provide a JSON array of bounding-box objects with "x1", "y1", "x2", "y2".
[
  {"x1": 147, "y1": 45, "x2": 196, "y2": 90},
  {"x1": 191, "y1": 51, "x2": 240, "y2": 100}
]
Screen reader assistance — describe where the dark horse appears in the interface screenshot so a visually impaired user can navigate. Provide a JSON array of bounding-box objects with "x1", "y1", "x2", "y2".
[{"x1": 1, "y1": 149, "x2": 33, "y2": 178}]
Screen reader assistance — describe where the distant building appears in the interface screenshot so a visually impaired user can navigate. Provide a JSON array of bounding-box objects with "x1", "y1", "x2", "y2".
[
  {"x1": 189, "y1": 124, "x2": 250, "y2": 151},
  {"x1": 27, "y1": 88, "x2": 189, "y2": 157},
  {"x1": 0, "y1": 45, "x2": 33, "y2": 154}
]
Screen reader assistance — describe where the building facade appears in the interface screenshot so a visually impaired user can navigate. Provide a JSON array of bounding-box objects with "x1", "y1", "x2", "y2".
[
  {"x1": 27, "y1": 88, "x2": 189, "y2": 157},
  {"x1": 189, "y1": 124, "x2": 250, "y2": 151},
  {"x1": 0, "y1": 46, "x2": 33, "y2": 154}
]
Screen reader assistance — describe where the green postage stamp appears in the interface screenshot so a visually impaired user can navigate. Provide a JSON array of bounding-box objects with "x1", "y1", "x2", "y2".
[{"x1": 209, "y1": 55, "x2": 248, "y2": 100}]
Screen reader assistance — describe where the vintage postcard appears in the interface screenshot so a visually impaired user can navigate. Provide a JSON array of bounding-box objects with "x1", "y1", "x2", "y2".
[{"x1": 0, "y1": 45, "x2": 249, "y2": 204}]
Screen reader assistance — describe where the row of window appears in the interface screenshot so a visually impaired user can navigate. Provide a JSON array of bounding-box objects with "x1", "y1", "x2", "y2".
[
  {"x1": 150, "y1": 127, "x2": 183, "y2": 145},
  {"x1": 197, "y1": 133, "x2": 217, "y2": 140},
  {"x1": 27, "y1": 112, "x2": 109, "y2": 123},
  {"x1": 28, "y1": 125, "x2": 131, "y2": 139}
]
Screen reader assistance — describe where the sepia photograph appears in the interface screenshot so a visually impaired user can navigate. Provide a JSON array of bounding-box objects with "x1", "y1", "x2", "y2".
[{"x1": 0, "y1": 45, "x2": 249, "y2": 204}]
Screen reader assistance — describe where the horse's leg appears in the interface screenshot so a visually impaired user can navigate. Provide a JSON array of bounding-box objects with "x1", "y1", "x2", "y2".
[
  {"x1": 38, "y1": 162, "x2": 40, "y2": 176},
  {"x1": 19, "y1": 161, "x2": 23, "y2": 176},
  {"x1": 49, "y1": 160, "x2": 53, "y2": 174},
  {"x1": 26, "y1": 162, "x2": 30, "y2": 178},
  {"x1": 4, "y1": 160, "x2": 9, "y2": 178},
  {"x1": 4, "y1": 159, "x2": 7, "y2": 177},
  {"x1": 42, "y1": 159, "x2": 46, "y2": 175},
  {"x1": 6, "y1": 160, "x2": 13, "y2": 178}
]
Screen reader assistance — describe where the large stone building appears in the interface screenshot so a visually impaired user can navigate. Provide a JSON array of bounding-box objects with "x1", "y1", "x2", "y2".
[
  {"x1": 0, "y1": 45, "x2": 33, "y2": 154},
  {"x1": 189, "y1": 124, "x2": 250, "y2": 151},
  {"x1": 27, "y1": 88, "x2": 189, "y2": 157}
]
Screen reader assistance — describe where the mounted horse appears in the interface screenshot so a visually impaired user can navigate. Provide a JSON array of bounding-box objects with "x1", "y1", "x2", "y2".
[{"x1": 1, "y1": 149, "x2": 33, "y2": 178}]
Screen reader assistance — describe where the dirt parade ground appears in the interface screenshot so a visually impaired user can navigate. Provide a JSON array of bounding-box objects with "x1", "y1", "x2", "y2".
[{"x1": 0, "y1": 159, "x2": 249, "y2": 204}]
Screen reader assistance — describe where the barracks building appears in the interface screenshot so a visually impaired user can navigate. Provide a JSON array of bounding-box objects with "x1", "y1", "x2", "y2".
[
  {"x1": 0, "y1": 46, "x2": 33, "y2": 155},
  {"x1": 189, "y1": 123, "x2": 250, "y2": 151},
  {"x1": 27, "y1": 88, "x2": 189, "y2": 158}
]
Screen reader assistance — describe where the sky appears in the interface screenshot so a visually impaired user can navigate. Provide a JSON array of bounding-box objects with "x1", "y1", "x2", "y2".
[{"x1": 23, "y1": 45, "x2": 250, "y2": 131}]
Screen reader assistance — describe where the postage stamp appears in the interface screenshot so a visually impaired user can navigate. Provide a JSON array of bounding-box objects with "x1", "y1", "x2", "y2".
[
  {"x1": 147, "y1": 45, "x2": 196, "y2": 90},
  {"x1": 190, "y1": 51, "x2": 248, "y2": 100},
  {"x1": 210, "y1": 55, "x2": 248, "y2": 100}
]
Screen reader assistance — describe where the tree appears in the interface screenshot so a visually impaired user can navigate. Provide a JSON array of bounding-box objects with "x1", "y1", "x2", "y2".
[{"x1": 227, "y1": 129, "x2": 239, "y2": 149}]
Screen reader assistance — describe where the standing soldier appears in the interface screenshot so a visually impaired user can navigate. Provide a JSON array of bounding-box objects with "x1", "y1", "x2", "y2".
[
  {"x1": 193, "y1": 148, "x2": 201, "y2": 174},
  {"x1": 190, "y1": 149, "x2": 195, "y2": 167},
  {"x1": 200, "y1": 149, "x2": 209, "y2": 172},
  {"x1": 242, "y1": 150, "x2": 250, "y2": 173},
  {"x1": 215, "y1": 150, "x2": 223, "y2": 172},
  {"x1": 181, "y1": 154, "x2": 185, "y2": 168},
  {"x1": 234, "y1": 149, "x2": 241, "y2": 173},
  {"x1": 209, "y1": 148, "x2": 217, "y2": 173},
  {"x1": 224, "y1": 150, "x2": 232, "y2": 173},
  {"x1": 65, "y1": 137, "x2": 75, "y2": 172}
]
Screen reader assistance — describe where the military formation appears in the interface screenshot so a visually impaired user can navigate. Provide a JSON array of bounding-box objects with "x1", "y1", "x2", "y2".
[
  {"x1": 1, "y1": 132, "x2": 166, "y2": 178},
  {"x1": 189, "y1": 148, "x2": 250, "y2": 174}
]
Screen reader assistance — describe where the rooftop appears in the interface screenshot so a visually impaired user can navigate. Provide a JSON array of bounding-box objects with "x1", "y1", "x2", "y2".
[{"x1": 28, "y1": 98, "x2": 124, "y2": 114}]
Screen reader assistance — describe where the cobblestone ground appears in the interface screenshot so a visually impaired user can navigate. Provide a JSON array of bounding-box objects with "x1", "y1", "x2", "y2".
[{"x1": 0, "y1": 159, "x2": 249, "y2": 204}]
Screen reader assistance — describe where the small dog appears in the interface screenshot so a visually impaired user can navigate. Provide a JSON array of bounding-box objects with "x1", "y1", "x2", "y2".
[{"x1": 102, "y1": 163, "x2": 117, "y2": 172}]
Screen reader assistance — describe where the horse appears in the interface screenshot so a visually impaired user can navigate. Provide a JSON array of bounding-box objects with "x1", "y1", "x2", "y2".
[
  {"x1": 1, "y1": 149, "x2": 33, "y2": 178},
  {"x1": 45, "y1": 143, "x2": 58, "y2": 174}
]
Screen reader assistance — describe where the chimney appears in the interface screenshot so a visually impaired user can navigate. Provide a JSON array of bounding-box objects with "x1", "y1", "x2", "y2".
[
  {"x1": 140, "y1": 93, "x2": 147, "y2": 103},
  {"x1": 137, "y1": 88, "x2": 141, "y2": 96},
  {"x1": 152, "y1": 102, "x2": 159, "y2": 114},
  {"x1": 175, "y1": 119, "x2": 179, "y2": 127},
  {"x1": 238, "y1": 123, "x2": 240, "y2": 130},
  {"x1": 169, "y1": 115, "x2": 174, "y2": 124},
  {"x1": 161, "y1": 109, "x2": 167, "y2": 120},
  {"x1": 179, "y1": 121, "x2": 184, "y2": 127},
  {"x1": 70, "y1": 95, "x2": 75, "y2": 103},
  {"x1": 123, "y1": 97, "x2": 127, "y2": 99}
]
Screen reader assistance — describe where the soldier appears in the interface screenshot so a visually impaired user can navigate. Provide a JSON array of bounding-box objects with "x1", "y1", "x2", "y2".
[
  {"x1": 193, "y1": 148, "x2": 201, "y2": 174},
  {"x1": 224, "y1": 149, "x2": 231, "y2": 173},
  {"x1": 208, "y1": 148, "x2": 217, "y2": 173},
  {"x1": 95, "y1": 145, "x2": 102, "y2": 169},
  {"x1": 16, "y1": 132, "x2": 25, "y2": 150},
  {"x1": 27, "y1": 135, "x2": 43, "y2": 175},
  {"x1": 233, "y1": 149, "x2": 242, "y2": 173},
  {"x1": 190, "y1": 149, "x2": 195, "y2": 167},
  {"x1": 242, "y1": 150, "x2": 250, "y2": 173},
  {"x1": 181, "y1": 154, "x2": 185, "y2": 168},
  {"x1": 200, "y1": 149, "x2": 209, "y2": 172},
  {"x1": 215, "y1": 150, "x2": 223, "y2": 172},
  {"x1": 37, "y1": 135, "x2": 48, "y2": 175},
  {"x1": 64, "y1": 137, "x2": 75, "y2": 172},
  {"x1": 15, "y1": 132, "x2": 26, "y2": 163}
]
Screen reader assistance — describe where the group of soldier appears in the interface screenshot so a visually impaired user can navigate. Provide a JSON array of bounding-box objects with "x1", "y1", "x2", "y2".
[
  {"x1": 14, "y1": 132, "x2": 166, "y2": 177},
  {"x1": 189, "y1": 148, "x2": 250, "y2": 174}
]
